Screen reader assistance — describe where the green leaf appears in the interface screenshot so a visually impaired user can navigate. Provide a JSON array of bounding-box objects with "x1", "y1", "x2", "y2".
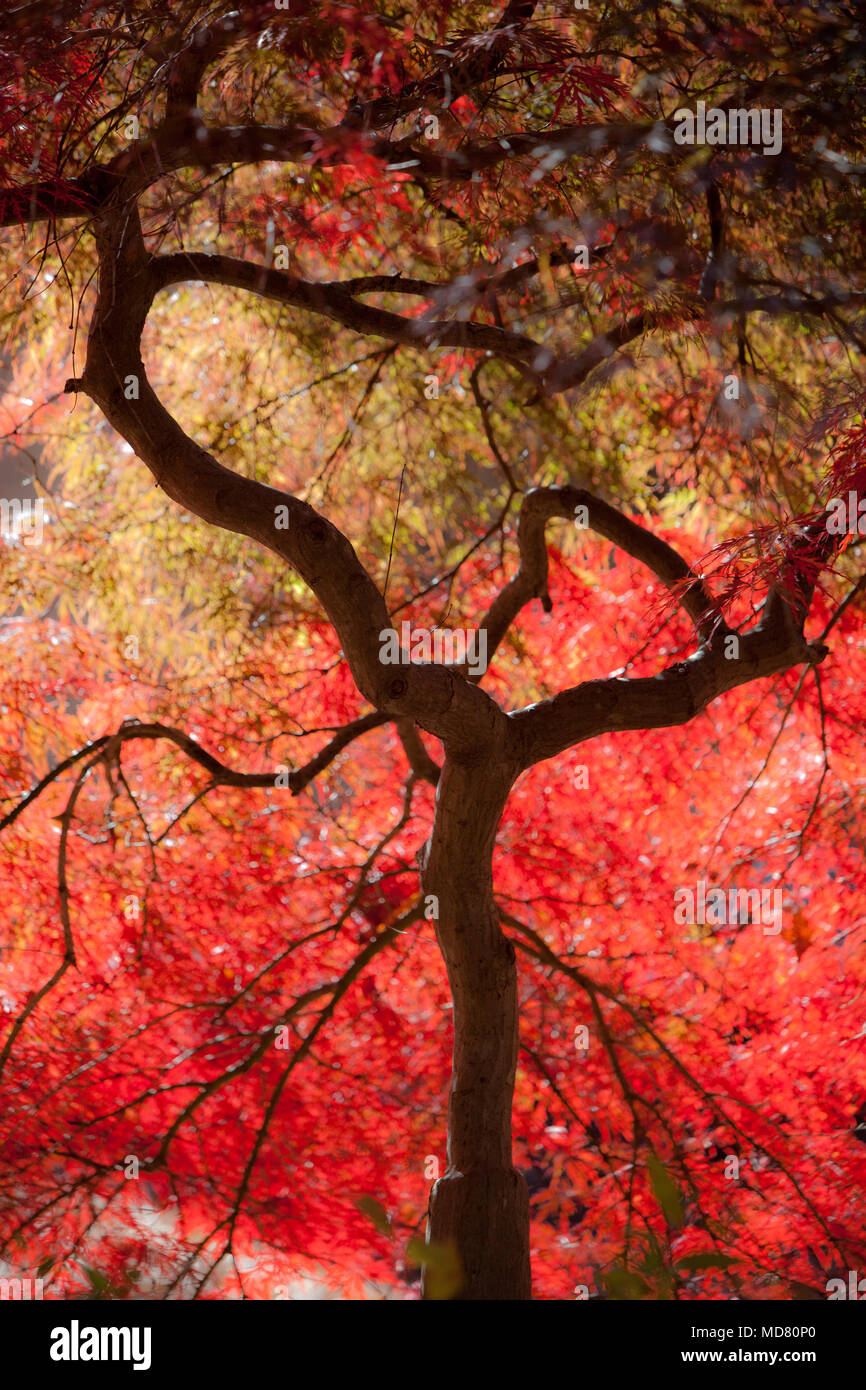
[
  {"x1": 81, "y1": 1264, "x2": 110, "y2": 1297},
  {"x1": 789, "y1": 1281, "x2": 825, "y2": 1301},
  {"x1": 36, "y1": 1258, "x2": 54, "y2": 1278},
  {"x1": 647, "y1": 1153, "x2": 685, "y2": 1228},
  {"x1": 675, "y1": 1252, "x2": 738, "y2": 1272},
  {"x1": 604, "y1": 1268, "x2": 651, "y2": 1300},
  {"x1": 406, "y1": 1237, "x2": 462, "y2": 1300},
  {"x1": 355, "y1": 1195, "x2": 392, "y2": 1236},
  {"x1": 639, "y1": 1227, "x2": 667, "y2": 1274}
]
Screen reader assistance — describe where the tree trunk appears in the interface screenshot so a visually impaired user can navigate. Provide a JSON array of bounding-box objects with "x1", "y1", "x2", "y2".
[{"x1": 421, "y1": 755, "x2": 531, "y2": 1300}]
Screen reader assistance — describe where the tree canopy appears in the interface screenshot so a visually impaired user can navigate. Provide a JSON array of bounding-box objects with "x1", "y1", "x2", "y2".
[{"x1": 0, "y1": 0, "x2": 865, "y2": 1301}]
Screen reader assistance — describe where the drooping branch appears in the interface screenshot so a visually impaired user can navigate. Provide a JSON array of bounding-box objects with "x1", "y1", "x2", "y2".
[
  {"x1": 0, "y1": 744, "x2": 99, "y2": 1081},
  {"x1": 539, "y1": 311, "x2": 649, "y2": 395},
  {"x1": 295, "y1": 245, "x2": 585, "y2": 307},
  {"x1": 150, "y1": 251, "x2": 547, "y2": 384},
  {"x1": 149, "y1": 251, "x2": 661, "y2": 398},
  {"x1": 503, "y1": 910, "x2": 846, "y2": 1259},
  {"x1": 0, "y1": 713, "x2": 392, "y2": 834},
  {"x1": 152, "y1": 901, "x2": 420, "y2": 1171},
  {"x1": 0, "y1": 75, "x2": 860, "y2": 233},
  {"x1": 41, "y1": 129, "x2": 847, "y2": 799},
  {"x1": 0, "y1": 172, "x2": 116, "y2": 227},
  {"x1": 107, "y1": 245, "x2": 866, "y2": 410}
]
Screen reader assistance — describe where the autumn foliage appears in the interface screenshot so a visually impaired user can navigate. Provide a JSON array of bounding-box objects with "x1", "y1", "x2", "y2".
[{"x1": 0, "y1": 0, "x2": 865, "y2": 1301}]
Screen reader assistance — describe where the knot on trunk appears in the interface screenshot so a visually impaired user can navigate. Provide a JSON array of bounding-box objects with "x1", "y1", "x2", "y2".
[{"x1": 425, "y1": 1166, "x2": 530, "y2": 1300}]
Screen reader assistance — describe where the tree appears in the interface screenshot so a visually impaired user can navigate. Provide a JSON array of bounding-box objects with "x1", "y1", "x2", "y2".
[{"x1": 0, "y1": 0, "x2": 865, "y2": 1300}]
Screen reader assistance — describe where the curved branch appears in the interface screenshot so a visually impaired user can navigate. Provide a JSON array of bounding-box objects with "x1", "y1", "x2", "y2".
[
  {"x1": 149, "y1": 250, "x2": 656, "y2": 399},
  {"x1": 150, "y1": 251, "x2": 547, "y2": 382},
  {"x1": 0, "y1": 714, "x2": 392, "y2": 834},
  {"x1": 77, "y1": 204, "x2": 500, "y2": 757},
  {"x1": 0, "y1": 735, "x2": 111, "y2": 832},
  {"x1": 0, "y1": 747, "x2": 98, "y2": 1080},
  {"x1": 480, "y1": 484, "x2": 728, "y2": 672},
  {"x1": 507, "y1": 591, "x2": 828, "y2": 769}
]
